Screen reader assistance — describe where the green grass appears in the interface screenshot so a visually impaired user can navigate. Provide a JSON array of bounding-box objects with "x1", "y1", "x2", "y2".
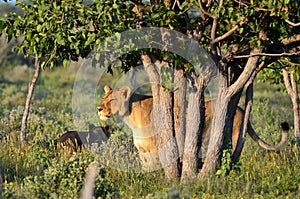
[{"x1": 0, "y1": 64, "x2": 299, "y2": 198}]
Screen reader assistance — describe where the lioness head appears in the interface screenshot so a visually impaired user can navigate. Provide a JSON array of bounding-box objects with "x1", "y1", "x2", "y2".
[{"x1": 97, "y1": 85, "x2": 131, "y2": 120}]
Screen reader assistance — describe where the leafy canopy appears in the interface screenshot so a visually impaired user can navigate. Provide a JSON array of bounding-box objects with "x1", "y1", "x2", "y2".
[
  {"x1": 0, "y1": 0, "x2": 299, "y2": 73},
  {"x1": 0, "y1": 0, "x2": 135, "y2": 69}
]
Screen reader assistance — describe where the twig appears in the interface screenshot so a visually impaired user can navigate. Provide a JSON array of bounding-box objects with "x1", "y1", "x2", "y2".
[
  {"x1": 172, "y1": 0, "x2": 182, "y2": 10},
  {"x1": 233, "y1": 51, "x2": 300, "y2": 59},
  {"x1": 43, "y1": 46, "x2": 57, "y2": 68},
  {"x1": 198, "y1": 0, "x2": 213, "y2": 18},
  {"x1": 233, "y1": 0, "x2": 248, "y2": 7},
  {"x1": 213, "y1": 25, "x2": 239, "y2": 43},
  {"x1": 211, "y1": 0, "x2": 223, "y2": 41},
  {"x1": 280, "y1": 59, "x2": 300, "y2": 67},
  {"x1": 285, "y1": 19, "x2": 300, "y2": 27}
]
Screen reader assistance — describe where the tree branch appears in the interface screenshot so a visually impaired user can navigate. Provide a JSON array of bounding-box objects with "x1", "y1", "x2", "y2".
[
  {"x1": 172, "y1": 0, "x2": 182, "y2": 10},
  {"x1": 141, "y1": 52, "x2": 161, "y2": 84},
  {"x1": 280, "y1": 59, "x2": 300, "y2": 67},
  {"x1": 228, "y1": 47, "x2": 263, "y2": 97},
  {"x1": 211, "y1": 0, "x2": 224, "y2": 41},
  {"x1": 281, "y1": 34, "x2": 300, "y2": 46},
  {"x1": 198, "y1": 0, "x2": 214, "y2": 18},
  {"x1": 141, "y1": 52, "x2": 161, "y2": 97},
  {"x1": 245, "y1": 61, "x2": 264, "y2": 88},
  {"x1": 285, "y1": 19, "x2": 300, "y2": 27},
  {"x1": 233, "y1": 51, "x2": 300, "y2": 59},
  {"x1": 213, "y1": 25, "x2": 239, "y2": 43},
  {"x1": 213, "y1": 16, "x2": 246, "y2": 43}
]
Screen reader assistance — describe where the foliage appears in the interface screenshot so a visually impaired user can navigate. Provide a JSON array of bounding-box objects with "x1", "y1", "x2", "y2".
[
  {"x1": 0, "y1": 0, "x2": 135, "y2": 69},
  {"x1": 216, "y1": 148, "x2": 233, "y2": 177}
]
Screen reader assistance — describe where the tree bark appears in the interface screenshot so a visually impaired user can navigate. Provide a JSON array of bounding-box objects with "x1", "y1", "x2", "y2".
[
  {"x1": 141, "y1": 53, "x2": 180, "y2": 179},
  {"x1": 20, "y1": 55, "x2": 40, "y2": 146},
  {"x1": 181, "y1": 73, "x2": 205, "y2": 183},
  {"x1": 282, "y1": 69, "x2": 300, "y2": 143},
  {"x1": 80, "y1": 162, "x2": 99, "y2": 199},
  {"x1": 199, "y1": 47, "x2": 263, "y2": 178},
  {"x1": 199, "y1": 75, "x2": 230, "y2": 178},
  {"x1": 173, "y1": 69, "x2": 186, "y2": 163},
  {"x1": 232, "y1": 83, "x2": 253, "y2": 162},
  {"x1": 157, "y1": 87, "x2": 180, "y2": 179}
]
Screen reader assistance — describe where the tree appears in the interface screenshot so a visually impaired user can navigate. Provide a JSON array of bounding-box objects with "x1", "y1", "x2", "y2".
[
  {"x1": 1, "y1": 0, "x2": 299, "y2": 182},
  {"x1": 0, "y1": 0, "x2": 101, "y2": 146}
]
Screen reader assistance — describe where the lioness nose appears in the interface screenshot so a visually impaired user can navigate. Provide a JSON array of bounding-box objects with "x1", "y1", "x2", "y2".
[{"x1": 98, "y1": 108, "x2": 103, "y2": 112}]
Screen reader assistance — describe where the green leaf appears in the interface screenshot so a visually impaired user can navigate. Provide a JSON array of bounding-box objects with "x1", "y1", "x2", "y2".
[
  {"x1": 7, "y1": 28, "x2": 13, "y2": 42},
  {"x1": 85, "y1": 33, "x2": 96, "y2": 46},
  {"x1": 63, "y1": 59, "x2": 69, "y2": 67},
  {"x1": 239, "y1": 27, "x2": 244, "y2": 34},
  {"x1": 268, "y1": 0, "x2": 273, "y2": 9},
  {"x1": 257, "y1": 40, "x2": 261, "y2": 47},
  {"x1": 225, "y1": 25, "x2": 231, "y2": 31},
  {"x1": 151, "y1": 13, "x2": 160, "y2": 19},
  {"x1": 0, "y1": 19, "x2": 4, "y2": 32},
  {"x1": 56, "y1": 34, "x2": 65, "y2": 45},
  {"x1": 37, "y1": 25, "x2": 42, "y2": 32},
  {"x1": 41, "y1": 61, "x2": 46, "y2": 69},
  {"x1": 112, "y1": 3, "x2": 118, "y2": 9}
]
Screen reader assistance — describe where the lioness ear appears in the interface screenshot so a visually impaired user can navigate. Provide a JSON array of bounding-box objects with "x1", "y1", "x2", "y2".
[
  {"x1": 104, "y1": 85, "x2": 111, "y2": 94},
  {"x1": 120, "y1": 86, "x2": 131, "y2": 101}
]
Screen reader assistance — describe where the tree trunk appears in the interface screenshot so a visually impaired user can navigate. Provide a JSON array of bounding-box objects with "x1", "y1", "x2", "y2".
[
  {"x1": 199, "y1": 47, "x2": 263, "y2": 178},
  {"x1": 157, "y1": 88, "x2": 180, "y2": 179},
  {"x1": 173, "y1": 69, "x2": 186, "y2": 163},
  {"x1": 199, "y1": 75, "x2": 230, "y2": 177},
  {"x1": 282, "y1": 69, "x2": 300, "y2": 143},
  {"x1": 232, "y1": 83, "x2": 253, "y2": 162},
  {"x1": 20, "y1": 55, "x2": 40, "y2": 146},
  {"x1": 80, "y1": 162, "x2": 99, "y2": 199},
  {"x1": 181, "y1": 73, "x2": 205, "y2": 183},
  {"x1": 141, "y1": 53, "x2": 180, "y2": 179}
]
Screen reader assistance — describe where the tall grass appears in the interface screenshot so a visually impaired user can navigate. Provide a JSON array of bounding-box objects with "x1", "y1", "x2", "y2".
[{"x1": 0, "y1": 64, "x2": 299, "y2": 198}]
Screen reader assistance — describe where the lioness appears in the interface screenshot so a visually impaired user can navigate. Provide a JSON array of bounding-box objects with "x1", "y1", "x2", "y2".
[
  {"x1": 58, "y1": 124, "x2": 111, "y2": 151},
  {"x1": 97, "y1": 85, "x2": 289, "y2": 169}
]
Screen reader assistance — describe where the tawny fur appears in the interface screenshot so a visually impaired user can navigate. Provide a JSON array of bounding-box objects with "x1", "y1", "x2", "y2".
[{"x1": 98, "y1": 85, "x2": 289, "y2": 160}]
